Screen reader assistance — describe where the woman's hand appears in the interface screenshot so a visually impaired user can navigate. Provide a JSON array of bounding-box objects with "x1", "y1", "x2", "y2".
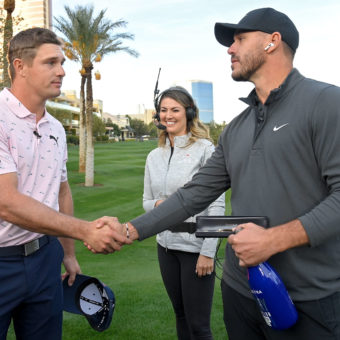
[{"x1": 196, "y1": 254, "x2": 214, "y2": 277}]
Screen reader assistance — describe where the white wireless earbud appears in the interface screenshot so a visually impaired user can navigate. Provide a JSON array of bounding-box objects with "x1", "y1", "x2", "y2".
[{"x1": 264, "y1": 43, "x2": 275, "y2": 51}]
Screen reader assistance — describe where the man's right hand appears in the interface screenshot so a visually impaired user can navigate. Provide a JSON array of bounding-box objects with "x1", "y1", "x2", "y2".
[{"x1": 84, "y1": 216, "x2": 132, "y2": 254}]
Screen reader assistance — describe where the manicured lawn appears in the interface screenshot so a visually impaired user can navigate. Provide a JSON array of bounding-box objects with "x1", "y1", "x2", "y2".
[{"x1": 7, "y1": 141, "x2": 231, "y2": 340}]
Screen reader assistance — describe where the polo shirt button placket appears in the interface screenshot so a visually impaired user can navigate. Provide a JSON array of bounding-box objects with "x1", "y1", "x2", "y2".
[{"x1": 33, "y1": 128, "x2": 42, "y2": 145}]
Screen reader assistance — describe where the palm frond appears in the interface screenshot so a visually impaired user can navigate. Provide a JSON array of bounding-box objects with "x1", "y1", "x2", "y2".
[{"x1": 54, "y1": 4, "x2": 138, "y2": 66}]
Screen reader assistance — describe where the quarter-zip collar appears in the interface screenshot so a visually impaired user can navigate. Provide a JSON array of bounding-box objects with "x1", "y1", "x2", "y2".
[
  {"x1": 165, "y1": 133, "x2": 191, "y2": 165},
  {"x1": 239, "y1": 68, "x2": 304, "y2": 108},
  {"x1": 165, "y1": 133, "x2": 191, "y2": 148},
  {"x1": 238, "y1": 68, "x2": 305, "y2": 140}
]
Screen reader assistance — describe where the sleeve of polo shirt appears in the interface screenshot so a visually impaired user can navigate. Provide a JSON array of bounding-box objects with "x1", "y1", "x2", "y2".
[
  {"x1": 0, "y1": 124, "x2": 18, "y2": 175},
  {"x1": 299, "y1": 85, "x2": 340, "y2": 246}
]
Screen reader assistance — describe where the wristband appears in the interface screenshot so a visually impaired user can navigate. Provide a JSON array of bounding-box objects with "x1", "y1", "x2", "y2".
[{"x1": 125, "y1": 223, "x2": 130, "y2": 239}]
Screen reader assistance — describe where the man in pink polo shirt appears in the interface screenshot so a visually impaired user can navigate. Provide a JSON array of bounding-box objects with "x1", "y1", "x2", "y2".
[{"x1": 0, "y1": 28, "x2": 130, "y2": 340}]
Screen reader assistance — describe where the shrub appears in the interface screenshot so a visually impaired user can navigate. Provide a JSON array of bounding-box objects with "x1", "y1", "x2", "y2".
[
  {"x1": 95, "y1": 135, "x2": 109, "y2": 142},
  {"x1": 67, "y1": 135, "x2": 79, "y2": 145}
]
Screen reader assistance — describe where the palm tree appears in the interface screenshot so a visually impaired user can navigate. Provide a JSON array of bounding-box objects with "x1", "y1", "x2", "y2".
[
  {"x1": 2, "y1": 0, "x2": 15, "y2": 89},
  {"x1": 1, "y1": 1, "x2": 25, "y2": 90},
  {"x1": 54, "y1": 5, "x2": 138, "y2": 186}
]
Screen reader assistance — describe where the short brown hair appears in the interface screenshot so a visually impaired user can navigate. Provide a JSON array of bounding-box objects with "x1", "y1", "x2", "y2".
[{"x1": 8, "y1": 27, "x2": 61, "y2": 80}]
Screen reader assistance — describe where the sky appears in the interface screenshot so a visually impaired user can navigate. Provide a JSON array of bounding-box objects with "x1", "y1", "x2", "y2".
[{"x1": 51, "y1": 0, "x2": 340, "y2": 123}]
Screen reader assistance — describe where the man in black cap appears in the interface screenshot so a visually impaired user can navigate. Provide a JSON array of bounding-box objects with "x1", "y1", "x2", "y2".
[{"x1": 102, "y1": 8, "x2": 340, "y2": 339}]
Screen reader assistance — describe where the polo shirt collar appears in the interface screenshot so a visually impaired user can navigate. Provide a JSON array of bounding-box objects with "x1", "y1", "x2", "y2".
[{"x1": 2, "y1": 88, "x2": 50, "y2": 123}]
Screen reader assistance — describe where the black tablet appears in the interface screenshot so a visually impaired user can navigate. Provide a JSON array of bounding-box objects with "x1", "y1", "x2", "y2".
[{"x1": 195, "y1": 216, "x2": 269, "y2": 238}]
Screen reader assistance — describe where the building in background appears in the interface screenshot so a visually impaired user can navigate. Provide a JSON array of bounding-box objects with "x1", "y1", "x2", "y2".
[
  {"x1": 47, "y1": 90, "x2": 103, "y2": 134},
  {"x1": 129, "y1": 108, "x2": 154, "y2": 125},
  {"x1": 0, "y1": 0, "x2": 52, "y2": 83},
  {"x1": 46, "y1": 91, "x2": 80, "y2": 132},
  {"x1": 0, "y1": 0, "x2": 52, "y2": 32},
  {"x1": 173, "y1": 80, "x2": 214, "y2": 123},
  {"x1": 102, "y1": 112, "x2": 129, "y2": 129},
  {"x1": 190, "y1": 80, "x2": 214, "y2": 123}
]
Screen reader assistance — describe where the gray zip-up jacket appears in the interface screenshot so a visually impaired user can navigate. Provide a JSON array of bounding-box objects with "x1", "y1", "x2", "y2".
[
  {"x1": 132, "y1": 69, "x2": 340, "y2": 301},
  {"x1": 143, "y1": 134, "x2": 225, "y2": 258}
]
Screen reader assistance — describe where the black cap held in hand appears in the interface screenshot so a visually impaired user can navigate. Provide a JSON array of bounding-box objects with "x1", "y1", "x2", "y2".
[{"x1": 214, "y1": 7, "x2": 299, "y2": 52}]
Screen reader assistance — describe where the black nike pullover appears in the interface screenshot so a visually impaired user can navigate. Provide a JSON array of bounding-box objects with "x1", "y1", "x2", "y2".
[{"x1": 132, "y1": 69, "x2": 340, "y2": 301}]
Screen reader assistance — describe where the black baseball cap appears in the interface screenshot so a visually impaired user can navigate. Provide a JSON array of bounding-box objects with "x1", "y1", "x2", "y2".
[
  {"x1": 63, "y1": 274, "x2": 115, "y2": 332},
  {"x1": 215, "y1": 8, "x2": 299, "y2": 52}
]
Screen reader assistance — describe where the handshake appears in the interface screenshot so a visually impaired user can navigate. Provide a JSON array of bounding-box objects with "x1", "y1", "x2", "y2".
[{"x1": 82, "y1": 216, "x2": 137, "y2": 254}]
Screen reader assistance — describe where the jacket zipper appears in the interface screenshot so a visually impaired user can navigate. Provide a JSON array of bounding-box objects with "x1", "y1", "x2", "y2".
[{"x1": 164, "y1": 146, "x2": 174, "y2": 251}]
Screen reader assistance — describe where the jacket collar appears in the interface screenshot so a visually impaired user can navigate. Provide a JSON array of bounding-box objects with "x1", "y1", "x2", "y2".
[
  {"x1": 239, "y1": 68, "x2": 304, "y2": 108},
  {"x1": 165, "y1": 133, "x2": 191, "y2": 147}
]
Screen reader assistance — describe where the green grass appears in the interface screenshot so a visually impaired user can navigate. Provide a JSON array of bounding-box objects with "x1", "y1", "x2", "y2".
[{"x1": 7, "y1": 141, "x2": 231, "y2": 340}]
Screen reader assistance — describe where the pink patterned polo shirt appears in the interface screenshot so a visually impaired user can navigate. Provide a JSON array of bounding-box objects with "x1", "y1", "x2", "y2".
[{"x1": 0, "y1": 88, "x2": 68, "y2": 246}]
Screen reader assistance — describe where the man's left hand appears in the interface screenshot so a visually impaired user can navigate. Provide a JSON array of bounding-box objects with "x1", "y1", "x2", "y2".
[{"x1": 62, "y1": 255, "x2": 81, "y2": 286}]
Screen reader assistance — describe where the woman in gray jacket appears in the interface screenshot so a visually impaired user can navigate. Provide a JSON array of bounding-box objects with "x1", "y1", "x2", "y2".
[{"x1": 143, "y1": 87, "x2": 225, "y2": 340}]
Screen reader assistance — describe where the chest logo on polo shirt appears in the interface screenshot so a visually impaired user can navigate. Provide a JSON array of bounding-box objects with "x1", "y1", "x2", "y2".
[
  {"x1": 273, "y1": 123, "x2": 289, "y2": 132},
  {"x1": 50, "y1": 135, "x2": 59, "y2": 146}
]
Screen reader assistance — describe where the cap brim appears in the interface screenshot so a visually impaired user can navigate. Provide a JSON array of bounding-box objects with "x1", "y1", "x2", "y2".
[
  {"x1": 214, "y1": 23, "x2": 237, "y2": 47},
  {"x1": 63, "y1": 274, "x2": 91, "y2": 314},
  {"x1": 214, "y1": 22, "x2": 257, "y2": 47}
]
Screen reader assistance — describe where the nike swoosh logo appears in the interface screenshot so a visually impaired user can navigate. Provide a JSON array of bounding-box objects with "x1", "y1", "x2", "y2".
[{"x1": 273, "y1": 123, "x2": 289, "y2": 132}]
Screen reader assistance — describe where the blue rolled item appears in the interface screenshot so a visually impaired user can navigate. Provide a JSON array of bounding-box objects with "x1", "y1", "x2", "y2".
[
  {"x1": 248, "y1": 261, "x2": 298, "y2": 330},
  {"x1": 194, "y1": 216, "x2": 298, "y2": 330}
]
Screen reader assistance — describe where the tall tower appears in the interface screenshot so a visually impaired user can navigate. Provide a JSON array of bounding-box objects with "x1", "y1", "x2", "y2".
[{"x1": 190, "y1": 80, "x2": 214, "y2": 123}]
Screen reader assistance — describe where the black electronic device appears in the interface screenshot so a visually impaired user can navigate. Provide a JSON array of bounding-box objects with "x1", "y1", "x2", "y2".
[
  {"x1": 152, "y1": 68, "x2": 166, "y2": 130},
  {"x1": 195, "y1": 216, "x2": 269, "y2": 238}
]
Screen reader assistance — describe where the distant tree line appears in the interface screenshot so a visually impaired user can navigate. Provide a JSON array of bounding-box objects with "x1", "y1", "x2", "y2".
[
  {"x1": 128, "y1": 116, "x2": 227, "y2": 144},
  {"x1": 208, "y1": 121, "x2": 227, "y2": 145},
  {"x1": 128, "y1": 116, "x2": 158, "y2": 138},
  {"x1": 47, "y1": 105, "x2": 227, "y2": 146}
]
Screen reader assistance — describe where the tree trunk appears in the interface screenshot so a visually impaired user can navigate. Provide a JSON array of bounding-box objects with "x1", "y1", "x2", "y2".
[
  {"x1": 78, "y1": 75, "x2": 86, "y2": 173},
  {"x1": 85, "y1": 67, "x2": 94, "y2": 187},
  {"x1": 2, "y1": 0, "x2": 15, "y2": 89}
]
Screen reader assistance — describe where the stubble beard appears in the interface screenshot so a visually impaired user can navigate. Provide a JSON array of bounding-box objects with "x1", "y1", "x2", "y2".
[{"x1": 231, "y1": 51, "x2": 266, "y2": 82}]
